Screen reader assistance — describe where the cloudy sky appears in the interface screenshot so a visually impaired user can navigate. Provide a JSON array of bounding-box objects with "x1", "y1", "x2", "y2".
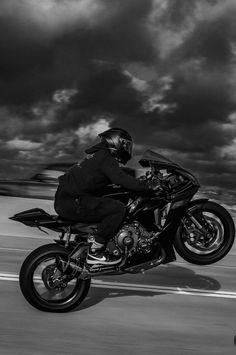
[{"x1": 0, "y1": 0, "x2": 236, "y2": 205}]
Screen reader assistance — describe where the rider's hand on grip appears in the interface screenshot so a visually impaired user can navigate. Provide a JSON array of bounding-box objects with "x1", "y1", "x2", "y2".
[{"x1": 148, "y1": 182, "x2": 167, "y2": 199}]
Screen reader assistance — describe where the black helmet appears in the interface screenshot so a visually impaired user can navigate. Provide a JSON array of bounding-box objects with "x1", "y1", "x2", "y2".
[{"x1": 98, "y1": 127, "x2": 133, "y2": 164}]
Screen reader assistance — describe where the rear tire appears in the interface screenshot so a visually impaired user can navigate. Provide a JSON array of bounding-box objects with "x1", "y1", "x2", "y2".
[
  {"x1": 19, "y1": 244, "x2": 91, "y2": 312},
  {"x1": 174, "y1": 201, "x2": 235, "y2": 265}
]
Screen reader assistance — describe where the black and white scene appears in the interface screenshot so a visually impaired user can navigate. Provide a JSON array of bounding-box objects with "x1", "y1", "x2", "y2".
[{"x1": 0, "y1": 0, "x2": 236, "y2": 354}]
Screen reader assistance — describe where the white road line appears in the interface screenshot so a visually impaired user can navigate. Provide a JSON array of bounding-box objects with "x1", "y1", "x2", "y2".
[
  {"x1": 0, "y1": 234, "x2": 51, "y2": 240},
  {"x1": 173, "y1": 261, "x2": 236, "y2": 270},
  {"x1": 1, "y1": 272, "x2": 236, "y2": 299},
  {"x1": 0, "y1": 247, "x2": 31, "y2": 252}
]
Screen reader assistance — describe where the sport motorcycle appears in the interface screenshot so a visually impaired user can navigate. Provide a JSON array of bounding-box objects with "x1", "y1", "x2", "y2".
[{"x1": 10, "y1": 150, "x2": 235, "y2": 312}]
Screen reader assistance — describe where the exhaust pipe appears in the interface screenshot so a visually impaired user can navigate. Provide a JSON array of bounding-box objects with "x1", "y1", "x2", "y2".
[
  {"x1": 56, "y1": 257, "x2": 82, "y2": 276},
  {"x1": 123, "y1": 248, "x2": 166, "y2": 273}
]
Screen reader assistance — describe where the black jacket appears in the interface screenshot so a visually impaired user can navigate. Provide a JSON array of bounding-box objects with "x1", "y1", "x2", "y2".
[{"x1": 58, "y1": 142, "x2": 151, "y2": 197}]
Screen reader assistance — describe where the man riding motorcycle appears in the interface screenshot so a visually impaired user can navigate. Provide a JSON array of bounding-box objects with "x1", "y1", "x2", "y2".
[{"x1": 54, "y1": 127, "x2": 158, "y2": 265}]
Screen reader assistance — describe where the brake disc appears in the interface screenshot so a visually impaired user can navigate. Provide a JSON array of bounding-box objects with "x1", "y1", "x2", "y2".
[{"x1": 41, "y1": 265, "x2": 68, "y2": 291}]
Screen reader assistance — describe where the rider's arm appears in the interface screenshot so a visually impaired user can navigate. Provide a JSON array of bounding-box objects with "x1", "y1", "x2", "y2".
[{"x1": 100, "y1": 155, "x2": 152, "y2": 192}]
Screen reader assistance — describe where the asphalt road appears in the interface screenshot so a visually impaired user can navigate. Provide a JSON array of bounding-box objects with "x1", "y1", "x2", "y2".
[{"x1": 0, "y1": 196, "x2": 236, "y2": 355}]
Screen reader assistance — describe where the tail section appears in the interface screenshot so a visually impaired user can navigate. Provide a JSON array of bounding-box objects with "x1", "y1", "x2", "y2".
[{"x1": 9, "y1": 208, "x2": 62, "y2": 232}]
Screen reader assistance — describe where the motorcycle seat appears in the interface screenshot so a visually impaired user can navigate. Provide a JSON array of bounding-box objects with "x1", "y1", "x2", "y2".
[
  {"x1": 52, "y1": 215, "x2": 76, "y2": 225},
  {"x1": 52, "y1": 215, "x2": 97, "y2": 229}
]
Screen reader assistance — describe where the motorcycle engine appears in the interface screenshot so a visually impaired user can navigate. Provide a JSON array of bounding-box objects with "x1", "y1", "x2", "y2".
[{"x1": 114, "y1": 222, "x2": 152, "y2": 255}]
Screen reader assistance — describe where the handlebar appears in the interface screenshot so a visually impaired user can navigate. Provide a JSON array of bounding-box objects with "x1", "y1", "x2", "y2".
[{"x1": 138, "y1": 171, "x2": 170, "y2": 195}]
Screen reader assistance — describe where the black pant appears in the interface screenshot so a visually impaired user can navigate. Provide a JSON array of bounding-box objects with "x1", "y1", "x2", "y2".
[{"x1": 54, "y1": 186, "x2": 126, "y2": 244}]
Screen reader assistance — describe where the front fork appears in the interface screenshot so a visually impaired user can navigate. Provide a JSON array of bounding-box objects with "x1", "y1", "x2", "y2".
[
  {"x1": 185, "y1": 211, "x2": 208, "y2": 233},
  {"x1": 182, "y1": 209, "x2": 215, "y2": 245}
]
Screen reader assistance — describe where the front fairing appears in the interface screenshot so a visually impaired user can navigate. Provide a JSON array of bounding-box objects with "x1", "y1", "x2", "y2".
[
  {"x1": 139, "y1": 149, "x2": 182, "y2": 170},
  {"x1": 139, "y1": 149, "x2": 199, "y2": 187}
]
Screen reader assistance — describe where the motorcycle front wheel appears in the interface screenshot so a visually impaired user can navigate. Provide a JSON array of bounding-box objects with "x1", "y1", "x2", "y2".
[
  {"x1": 19, "y1": 243, "x2": 91, "y2": 312},
  {"x1": 174, "y1": 201, "x2": 235, "y2": 265}
]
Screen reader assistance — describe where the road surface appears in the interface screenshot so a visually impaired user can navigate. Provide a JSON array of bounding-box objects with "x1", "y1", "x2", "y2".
[{"x1": 0, "y1": 196, "x2": 236, "y2": 355}]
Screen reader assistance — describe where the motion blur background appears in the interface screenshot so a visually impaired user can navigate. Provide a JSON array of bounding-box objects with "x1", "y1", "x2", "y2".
[{"x1": 0, "y1": 0, "x2": 235, "y2": 214}]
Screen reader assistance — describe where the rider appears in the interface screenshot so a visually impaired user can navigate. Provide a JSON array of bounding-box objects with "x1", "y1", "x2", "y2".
[{"x1": 54, "y1": 127, "x2": 156, "y2": 265}]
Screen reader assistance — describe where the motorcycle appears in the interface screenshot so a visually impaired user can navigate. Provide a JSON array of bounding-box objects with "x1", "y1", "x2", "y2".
[{"x1": 10, "y1": 150, "x2": 235, "y2": 312}]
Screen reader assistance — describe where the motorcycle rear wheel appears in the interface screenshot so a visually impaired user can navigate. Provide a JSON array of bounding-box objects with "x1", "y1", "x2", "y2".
[
  {"x1": 174, "y1": 201, "x2": 235, "y2": 265},
  {"x1": 19, "y1": 243, "x2": 91, "y2": 312}
]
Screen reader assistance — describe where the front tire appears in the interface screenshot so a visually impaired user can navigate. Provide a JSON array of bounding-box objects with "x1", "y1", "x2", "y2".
[
  {"x1": 19, "y1": 244, "x2": 91, "y2": 312},
  {"x1": 174, "y1": 201, "x2": 235, "y2": 265}
]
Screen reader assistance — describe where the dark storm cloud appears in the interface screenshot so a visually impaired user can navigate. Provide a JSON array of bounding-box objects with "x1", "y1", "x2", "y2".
[
  {"x1": 0, "y1": 8, "x2": 56, "y2": 105},
  {"x1": 0, "y1": 0, "x2": 156, "y2": 106},
  {"x1": 0, "y1": 143, "x2": 18, "y2": 160},
  {"x1": 54, "y1": 0, "x2": 236, "y2": 153},
  {"x1": 68, "y1": 68, "x2": 144, "y2": 115},
  {"x1": 126, "y1": 0, "x2": 235, "y2": 171},
  {"x1": 54, "y1": 0, "x2": 156, "y2": 64},
  {"x1": 177, "y1": 11, "x2": 236, "y2": 68},
  {"x1": 0, "y1": 0, "x2": 157, "y2": 170},
  {"x1": 153, "y1": 2, "x2": 236, "y2": 160},
  {"x1": 0, "y1": 0, "x2": 236, "y2": 195},
  {"x1": 159, "y1": 0, "x2": 199, "y2": 28},
  {"x1": 153, "y1": 69, "x2": 235, "y2": 154},
  {"x1": 158, "y1": 0, "x2": 223, "y2": 29}
]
